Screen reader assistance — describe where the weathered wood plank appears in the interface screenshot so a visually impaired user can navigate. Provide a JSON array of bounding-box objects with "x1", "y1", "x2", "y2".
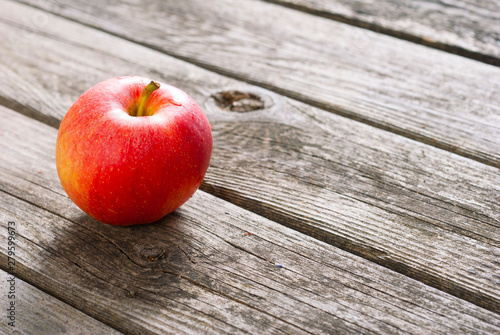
[
  {"x1": 264, "y1": 0, "x2": 500, "y2": 65},
  {"x1": 0, "y1": 269, "x2": 123, "y2": 334},
  {"x1": 1, "y1": 105, "x2": 499, "y2": 334},
  {"x1": 0, "y1": 0, "x2": 499, "y2": 313},
  {"x1": 12, "y1": 0, "x2": 500, "y2": 167}
]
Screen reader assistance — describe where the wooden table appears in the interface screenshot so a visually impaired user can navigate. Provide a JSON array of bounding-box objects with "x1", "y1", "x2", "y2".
[{"x1": 1, "y1": 0, "x2": 499, "y2": 333}]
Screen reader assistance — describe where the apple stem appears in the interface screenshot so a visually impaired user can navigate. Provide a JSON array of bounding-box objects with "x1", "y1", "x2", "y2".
[{"x1": 135, "y1": 81, "x2": 160, "y2": 117}]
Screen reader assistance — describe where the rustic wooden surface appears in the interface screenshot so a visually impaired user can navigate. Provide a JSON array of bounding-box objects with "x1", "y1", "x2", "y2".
[
  {"x1": 1, "y1": 105, "x2": 499, "y2": 334},
  {"x1": 14, "y1": 0, "x2": 500, "y2": 168},
  {"x1": 1, "y1": 0, "x2": 499, "y2": 312},
  {"x1": 0, "y1": 0, "x2": 499, "y2": 334},
  {"x1": 264, "y1": 0, "x2": 500, "y2": 65}
]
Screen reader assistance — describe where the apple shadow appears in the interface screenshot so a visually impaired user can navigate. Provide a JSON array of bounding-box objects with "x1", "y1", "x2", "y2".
[{"x1": 44, "y1": 209, "x2": 204, "y2": 310}]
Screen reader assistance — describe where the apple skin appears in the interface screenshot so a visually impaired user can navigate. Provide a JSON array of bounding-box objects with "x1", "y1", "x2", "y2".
[{"x1": 56, "y1": 76, "x2": 212, "y2": 226}]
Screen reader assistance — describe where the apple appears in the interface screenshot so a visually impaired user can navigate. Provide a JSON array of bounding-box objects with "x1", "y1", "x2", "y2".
[{"x1": 56, "y1": 76, "x2": 212, "y2": 226}]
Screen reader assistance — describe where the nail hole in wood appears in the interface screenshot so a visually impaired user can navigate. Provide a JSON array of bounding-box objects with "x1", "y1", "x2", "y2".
[{"x1": 212, "y1": 90, "x2": 265, "y2": 112}]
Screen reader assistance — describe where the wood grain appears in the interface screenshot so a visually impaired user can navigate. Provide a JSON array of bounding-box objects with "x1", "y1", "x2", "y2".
[
  {"x1": 264, "y1": 0, "x2": 500, "y2": 65},
  {"x1": 1, "y1": 0, "x2": 499, "y2": 313},
  {"x1": 0, "y1": 269, "x2": 123, "y2": 334},
  {"x1": 1, "y1": 105, "x2": 499, "y2": 334},
  {"x1": 12, "y1": 0, "x2": 500, "y2": 167}
]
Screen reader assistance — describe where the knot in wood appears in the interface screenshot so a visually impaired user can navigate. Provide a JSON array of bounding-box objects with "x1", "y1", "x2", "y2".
[
  {"x1": 140, "y1": 247, "x2": 166, "y2": 262},
  {"x1": 212, "y1": 90, "x2": 265, "y2": 112}
]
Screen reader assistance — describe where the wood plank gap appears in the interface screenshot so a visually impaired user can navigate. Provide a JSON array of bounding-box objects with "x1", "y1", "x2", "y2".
[
  {"x1": 261, "y1": 0, "x2": 500, "y2": 67},
  {"x1": 0, "y1": 270, "x2": 123, "y2": 334},
  {"x1": 0, "y1": 95, "x2": 60, "y2": 129},
  {"x1": 0, "y1": 228, "x2": 127, "y2": 334},
  {"x1": 200, "y1": 182, "x2": 500, "y2": 314}
]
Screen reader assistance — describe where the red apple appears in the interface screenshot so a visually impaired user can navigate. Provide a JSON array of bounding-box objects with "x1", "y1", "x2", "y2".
[{"x1": 56, "y1": 76, "x2": 212, "y2": 225}]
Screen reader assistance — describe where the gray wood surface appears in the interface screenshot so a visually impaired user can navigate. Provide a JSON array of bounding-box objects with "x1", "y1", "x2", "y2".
[
  {"x1": 0, "y1": 1, "x2": 499, "y2": 314},
  {"x1": 1, "y1": 105, "x2": 499, "y2": 334},
  {"x1": 264, "y1": 0, "x2": 500, "y2": 65},
  {"x1": 13, "y1": 0, "x2": 500, "y2": 168},
  {"x1": 0, "y1": 270, "x2": 123, "y2": 334}
]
